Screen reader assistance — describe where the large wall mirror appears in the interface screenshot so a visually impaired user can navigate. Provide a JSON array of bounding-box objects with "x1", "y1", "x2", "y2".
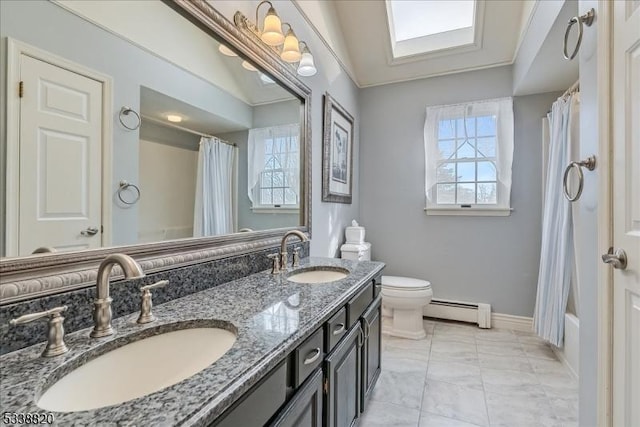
[{"x1": 0, "y1": 0, "x2": 311, "y2": 302}]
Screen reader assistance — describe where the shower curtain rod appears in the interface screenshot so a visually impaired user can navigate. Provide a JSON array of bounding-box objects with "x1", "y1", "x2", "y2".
[
  {"x1": 141, "y1": 114, "x2": 236, "y2": 146},
  {"x1": 561, "y1": 80, "x2": 580, "y2": 99},
  {"x1": 546, "y1": 80, "x2": 581, "y2": 115}
]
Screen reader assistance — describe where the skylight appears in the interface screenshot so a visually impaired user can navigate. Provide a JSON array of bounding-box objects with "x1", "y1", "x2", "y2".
[{"x1": 386, "y1": 0, "x2": 478, "y2": 59}]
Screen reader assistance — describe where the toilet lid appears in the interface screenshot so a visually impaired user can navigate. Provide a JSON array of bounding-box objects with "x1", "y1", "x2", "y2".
[{"x1": 381, "y1": 275, "x2": 431, "y2": 291}]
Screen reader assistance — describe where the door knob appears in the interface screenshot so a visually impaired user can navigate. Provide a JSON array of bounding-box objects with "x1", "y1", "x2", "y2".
[
  {"x1": 602, "y1": 247, "x2": 627, "y2": 270},
  {"x1": 80, "y1": 226, "x2": 100, "y2": 237}
]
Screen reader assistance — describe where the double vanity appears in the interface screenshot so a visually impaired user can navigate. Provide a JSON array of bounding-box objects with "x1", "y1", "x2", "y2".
[{"x1": 0, "y1": 256, "x2": 384, "y2": 426}]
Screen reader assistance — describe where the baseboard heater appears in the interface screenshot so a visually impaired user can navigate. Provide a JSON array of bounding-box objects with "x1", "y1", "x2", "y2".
[{"x1": 423, "y1": 298, "x2": 492, "y2": 328}]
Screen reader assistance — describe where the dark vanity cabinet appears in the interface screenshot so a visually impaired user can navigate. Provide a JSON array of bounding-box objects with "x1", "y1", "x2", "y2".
[
  {"x1": 360, "y1": 296, "x2": 382, "y2": 411},
  {"x1": 212, "y1": 276, "x2": 382, "y2": 427},
  {"x1": 324, "y1": 323, "x2": 362, "y2": 427}
]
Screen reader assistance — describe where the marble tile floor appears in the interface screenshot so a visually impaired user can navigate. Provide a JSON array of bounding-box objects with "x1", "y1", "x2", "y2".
[{"x1": 360, "y1": 319, "x2": 578, "y2": 427}]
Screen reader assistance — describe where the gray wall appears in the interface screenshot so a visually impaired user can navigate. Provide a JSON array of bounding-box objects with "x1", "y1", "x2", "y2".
[
  {"x1": 0, "y1": 0, "x2": 252, "y2": 250},
  {"x1": 360, "y1": 65, "x2": 560, "y2": 316}
]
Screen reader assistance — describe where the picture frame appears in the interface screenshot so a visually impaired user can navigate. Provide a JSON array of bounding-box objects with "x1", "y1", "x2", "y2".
[{"x1": 322, "y1": 93, "x2": 354, "y2": 204}]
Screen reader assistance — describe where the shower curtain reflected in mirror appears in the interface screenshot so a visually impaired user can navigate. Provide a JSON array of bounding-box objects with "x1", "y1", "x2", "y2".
[
  {"x1": 193, "y1": 137, "x2": 237, "y2": 237},
  {"x1": 534, "y1": 92, "x2": 580, "y2": 347}
]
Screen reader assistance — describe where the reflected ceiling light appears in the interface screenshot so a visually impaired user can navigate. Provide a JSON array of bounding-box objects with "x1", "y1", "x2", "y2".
[
  {"x1": 242, "y1": 60, "x2": 258, "y2": 72},
  {"x1": 167, "y1": 115, "x2": 183, "y2": 123},
  {"x1": 280, "y1": 24, "x2": 301, "y2": 63},
  {"x1": 259, "y1": 73, "x2": 275, "y2": 84},
  {"x1": 218, "y1": 44, "x2": 238, "y2": 57},
  {"x1": 256, "y1": 1, "x2": 284, "y2": 46},
  {"x1": 296, "y1": 42, "x2": 317, "y2": 77}
]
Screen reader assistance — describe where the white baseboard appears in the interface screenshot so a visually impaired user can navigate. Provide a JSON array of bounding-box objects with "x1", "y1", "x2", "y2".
[
  {"x1": 423, "y1": 303, "x2": 534, "y2": 332},
  {"x1": 491, "y1": 313, "x2": 534, "y2": 331}
]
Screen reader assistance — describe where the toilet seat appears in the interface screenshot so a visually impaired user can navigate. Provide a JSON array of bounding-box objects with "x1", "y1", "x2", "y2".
[{"x1": 381, "y1": 276, "x2": 431, "y2": 291}]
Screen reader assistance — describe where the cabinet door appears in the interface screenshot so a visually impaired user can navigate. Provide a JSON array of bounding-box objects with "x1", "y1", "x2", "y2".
[
  {"x1": 361, "y1": 296, "x2": 382, "y2": 411},
  {"x1": 325, "y1": 323, "x2": 362, "y2": 427},
  {"x1": 270, "y1": 368, "x2": 323, "y2": 427}
]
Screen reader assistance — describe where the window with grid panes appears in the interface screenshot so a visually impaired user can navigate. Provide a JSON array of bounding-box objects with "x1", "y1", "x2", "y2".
[
  {"x1": 424, "y1": 98, "x2": 514, "y2": 215},
  {"x1": 435, "y1": 115, "x2": 498, "y2": 205},
  {"x1": 257, "y1": 134, "x2": 298, "y2": 207}
]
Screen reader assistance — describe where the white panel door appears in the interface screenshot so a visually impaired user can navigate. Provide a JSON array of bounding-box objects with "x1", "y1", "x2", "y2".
[
  {"x1": 611, "y1": 2, "x2": 640, "y2": 426},
  {"x1": 18, "y1": 54, "x2": 103, "y2": 255}
]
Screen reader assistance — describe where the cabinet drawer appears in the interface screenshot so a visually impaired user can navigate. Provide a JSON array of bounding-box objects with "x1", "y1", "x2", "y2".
[
  {"x1": 293, "y1": 327, "x2": 324, "y2": 387},
  {"x1": 346, "y1": 281, "x2": 373, "y2": 327},
  {"x1": 325, "y1": 307, "x2": 347, "y2": 352},
  {"x1": 214, "y1": 360, "x2": 287, "y2": 427}
]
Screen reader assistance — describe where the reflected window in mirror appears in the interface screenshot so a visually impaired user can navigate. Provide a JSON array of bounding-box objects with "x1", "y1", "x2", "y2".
[{"x1": 248, "y1": 124, "x2": 300, "y2": 211}]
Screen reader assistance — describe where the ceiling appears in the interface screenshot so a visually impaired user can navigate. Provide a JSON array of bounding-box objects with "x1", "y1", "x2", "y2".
[{"x1": 331, "y1": 0, "x2": 527, "y2": 87}]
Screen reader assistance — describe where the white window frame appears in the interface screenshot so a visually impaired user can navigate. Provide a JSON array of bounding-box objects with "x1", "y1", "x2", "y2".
[
  {"x1": 248, "y1": 124, "x2": 300, "y2": 213},
  {"x1": 424, "y1": 97, "x2": 514, "y2": 216}
]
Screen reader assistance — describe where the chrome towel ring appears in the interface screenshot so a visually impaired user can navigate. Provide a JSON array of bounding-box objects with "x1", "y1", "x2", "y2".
[
  {"x1": 119, "y1": 107, "x2": 141, "y2": 130},
  {"x1": 117, "y1": 180, "x2": 141, "y2": 205},
  {"x1": 563, "y1": 155, "x2": 596, "y2": 202},
  {"x1": 563, "y1": 8, "x2": 595, "y2": 60}
]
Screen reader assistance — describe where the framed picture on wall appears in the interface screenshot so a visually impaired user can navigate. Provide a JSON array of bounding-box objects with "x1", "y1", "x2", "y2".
[{"x1": 322, "y1": 93, "x2": 354, "y2": 204}]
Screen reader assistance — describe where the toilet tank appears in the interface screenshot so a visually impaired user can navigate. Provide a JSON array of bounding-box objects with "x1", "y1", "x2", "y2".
[{"x1": 340, "y1": 242, "x2": 371, "y2": 261}]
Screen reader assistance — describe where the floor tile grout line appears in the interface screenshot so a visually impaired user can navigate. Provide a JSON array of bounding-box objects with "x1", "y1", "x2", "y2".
[{"x1": 478, "y1": 329, "x2": 498, "y2": 427}]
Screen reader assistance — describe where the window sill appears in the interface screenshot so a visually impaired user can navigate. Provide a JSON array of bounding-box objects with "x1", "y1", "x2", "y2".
[
  {"x1": 424, "y1": 207, "x2": 513, "y2": 217},
  {"x1": 251, "y1": 206, "x2": 300, "y2": 214}
]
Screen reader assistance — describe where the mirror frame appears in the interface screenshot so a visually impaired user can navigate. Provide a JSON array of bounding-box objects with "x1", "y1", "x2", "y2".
[{"x1": 0, "y1": 0, "x2": 312, "y2": 305}]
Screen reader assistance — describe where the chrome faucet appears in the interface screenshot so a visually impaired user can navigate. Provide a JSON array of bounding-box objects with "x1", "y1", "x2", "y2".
[
  {"x1": 279, "y1": 230, "x2": 308, "y2": 271},
  {"x1": 91, "y1": 254, "x2": 145, "y2": 338}
]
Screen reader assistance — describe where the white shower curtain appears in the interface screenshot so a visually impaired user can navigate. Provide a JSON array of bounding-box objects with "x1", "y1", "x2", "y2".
[
  {"x1": 534, "y1": 93, "x2": 579, "y2": 346},
  {"x1": 193, "y1": 137, "x2": 236, "y2": 237}
]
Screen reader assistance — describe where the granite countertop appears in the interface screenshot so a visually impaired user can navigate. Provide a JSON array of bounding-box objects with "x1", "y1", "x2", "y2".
[{"x1": 0, "y1": 257, "x2": 385, "y2": 426}]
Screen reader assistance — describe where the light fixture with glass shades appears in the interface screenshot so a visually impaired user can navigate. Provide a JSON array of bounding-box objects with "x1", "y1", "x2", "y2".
[
  {"x1": 166, "y1": 115, "x2": 183, "y2": 123},
  {"x1": 256, "y1": 1, "x2": 284, "y2": 46},
  {"x1": 296, "y1": 42, "x2": 317, "y2": 76},
  {"x1": 233, "y1": 4, "x2": 318, "y2": 78},
  {"x1": 280, "y1": 23, "x2": 301, "y2": 63}
]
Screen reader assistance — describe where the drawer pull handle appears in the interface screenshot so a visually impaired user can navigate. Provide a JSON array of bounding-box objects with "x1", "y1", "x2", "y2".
[
  {"x1": 332, "y1": 323, "x2": 346, "y2": 336},
  {"x1": 303, "y1": 348, "x2": 321, "y2": 365}
]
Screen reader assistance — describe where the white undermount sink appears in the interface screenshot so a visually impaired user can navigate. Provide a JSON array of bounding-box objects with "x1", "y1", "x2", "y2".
[
  {"x1": 37, "y1": 326, "x2": 236, "y2": 412},
  {"x1": 286, "y1": 267, "x2": 349, "y2": 284}
]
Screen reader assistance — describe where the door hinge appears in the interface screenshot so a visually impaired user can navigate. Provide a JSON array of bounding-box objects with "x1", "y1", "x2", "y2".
[
  {"x1": 323, "y1": 378, "x2": 329, "y2": 394},
  {"x1": 101, "y1": 225, "x2": 104, "y2": 234},
  {"x1": 18, "y1": 81, "x2": 24, "y2": 98}
]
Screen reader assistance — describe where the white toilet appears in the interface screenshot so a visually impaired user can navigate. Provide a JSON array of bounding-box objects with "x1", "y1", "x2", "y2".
[
  {"x1": 381, "y1": 276, "x2": 432, "y2": 340},
  {"x1": 338, "y1": 221, "x2": 432, "y2": 340}
]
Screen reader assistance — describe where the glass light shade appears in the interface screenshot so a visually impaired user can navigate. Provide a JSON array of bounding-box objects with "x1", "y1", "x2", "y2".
[
  {"x1": 166, "y1": 115, "x2": 182, "y2": 123},
  {"x1": 261, "y1": 8, "x2": 284, "y2": 46},
  {"x1": 281, "y1": 30, "x2": 301, "y2": 63},
  {"x1": 218, "y1": 44, "x2": 238, "y2": 57},
  {"x1": 242, "y1": 60, "x2": 258, "y2": 72},
  {"x1": 297, "y1": 51, "x2": 317, "y2": 76}
]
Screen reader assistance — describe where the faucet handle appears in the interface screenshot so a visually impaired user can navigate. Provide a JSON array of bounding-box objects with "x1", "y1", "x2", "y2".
[
  {"x1": 137, "y1": 280, "x2": 168, "y2": 324},
  {"x1": 267, "y1": 253, "x2": 281, "y2": 274},
  {"x1": 140, "y1": 279, "x2": 169, "y2": 292},
  {"x1": 10, "y1": 306, "x2": 70, "y2": 357},
  {"x1": 292, "y1": 247, "x2": 301, "y2": 268}
]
